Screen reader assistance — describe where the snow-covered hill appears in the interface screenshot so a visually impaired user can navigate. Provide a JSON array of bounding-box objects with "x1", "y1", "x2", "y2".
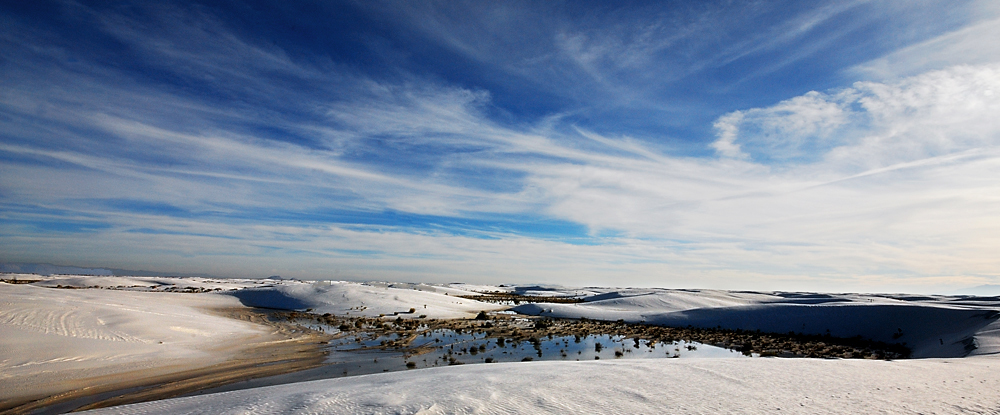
[{"x1": 512, "y1": 289, "x2": 1000, "y2": 358}]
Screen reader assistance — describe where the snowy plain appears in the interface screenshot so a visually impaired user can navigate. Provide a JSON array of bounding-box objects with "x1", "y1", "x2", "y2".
[{"x1": 2, "y1": 275, "x2": 999, "y2": 414}]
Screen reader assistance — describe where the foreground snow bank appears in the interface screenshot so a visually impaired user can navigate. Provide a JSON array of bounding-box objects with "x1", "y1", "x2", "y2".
[
  {"x1": 88, "y1": 355, "x2": 1000, "y2": 415},
  {"x1": 0, "y1": 283, "x2": 266, "y2": 403}
]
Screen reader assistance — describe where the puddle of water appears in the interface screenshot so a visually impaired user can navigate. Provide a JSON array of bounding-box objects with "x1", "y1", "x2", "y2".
[
  {"x1": 187, "y1": 325, "x2": 750, "y2": 397},
  {"x1": 406, "y1": 333, "x2": 749, "y2": 367}
]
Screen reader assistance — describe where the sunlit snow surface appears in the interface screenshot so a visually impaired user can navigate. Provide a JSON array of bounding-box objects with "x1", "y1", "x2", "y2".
[
  {"x1": 89, "y1": 357, "x2": 1000, "y2": 414},
  {"x1": 0, "y1": 279, "x2": 267, "y2": 403}
]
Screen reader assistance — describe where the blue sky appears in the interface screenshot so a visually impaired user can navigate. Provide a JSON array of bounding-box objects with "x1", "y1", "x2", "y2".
[{"x1": 2, "y1": 1, "x2": 1000, "y2": 292}]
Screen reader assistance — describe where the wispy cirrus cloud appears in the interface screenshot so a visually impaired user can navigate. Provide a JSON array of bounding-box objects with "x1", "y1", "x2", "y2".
[{"x1": 2, "y1": 1, "x2": 999, "y2": 293}]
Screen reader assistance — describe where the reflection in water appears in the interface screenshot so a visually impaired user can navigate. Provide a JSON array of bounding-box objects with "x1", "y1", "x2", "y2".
[{"x1": 190, "y1": 322, "x2": 750, "y2": 397}]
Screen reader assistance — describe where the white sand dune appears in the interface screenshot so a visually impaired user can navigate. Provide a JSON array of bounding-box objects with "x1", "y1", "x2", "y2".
[
  {"x1": 0, "y1": 283, "x2": 266, "y2": 403},
  {"x1": 24, "y1": 276, "x2": 507, "y2": 319},
  {"x1": 87, "y1": 355, "x2": 1000, "y2": 414},
  {"x1": 226, "y1": 280, "x2": 505, "y2": 319},
  {"x1": 512, "y1": 288, "x2": 1000, "y2": 358}
]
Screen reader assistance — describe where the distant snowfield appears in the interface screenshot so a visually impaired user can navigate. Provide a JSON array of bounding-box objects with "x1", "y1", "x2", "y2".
[{"x1": 3, "y1": 275, "x2": 1000, "y2": 414}]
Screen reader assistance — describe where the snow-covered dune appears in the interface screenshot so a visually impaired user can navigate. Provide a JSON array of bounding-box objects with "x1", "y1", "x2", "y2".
[
  {"x1": 513, "y1": 288, "x2": 1000, "y2": 358},
  {"x1": 0, "y1": 283, "x2": 268, "y2": 405},
  {"x1": 226, "y1": 280, "x2": 505, "y2": 319},
  {"x1": 86, "y1": 355, "x2": 1000, "y2": 415}
]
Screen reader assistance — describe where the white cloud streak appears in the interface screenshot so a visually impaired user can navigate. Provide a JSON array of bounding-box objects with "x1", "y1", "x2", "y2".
[
  {"x1": 2, "y1": 2, "x2": 1000, "y2": 292},
  {"x1": 851, "y1": 12, "x2": 1000, "y2": 80}
]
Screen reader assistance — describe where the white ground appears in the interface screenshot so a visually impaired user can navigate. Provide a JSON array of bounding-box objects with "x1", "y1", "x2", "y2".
[
  {"x1": 0, "y1": 282, "x2": 266, "y2": 402},
  {"x1": 89, "y1": 356, "x2": 1000, "y2": 414},
  {"x1": 3, "y1": 275, "x2": 1000, "y2": 414}
]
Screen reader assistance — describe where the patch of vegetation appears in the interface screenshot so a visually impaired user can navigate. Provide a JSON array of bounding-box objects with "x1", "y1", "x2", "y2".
[
  {"x1": 457, "y1": 292, "x2": 585, "y2": 304},
  {"x1": 0, "y1": 278, "x2": 41, "y2": 284},
  {"x1": 265, "y1": 308, "x2": 911, "y2": 361}
]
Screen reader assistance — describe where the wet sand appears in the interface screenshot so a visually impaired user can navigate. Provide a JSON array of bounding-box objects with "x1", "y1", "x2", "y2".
[{"x1": 1, "y1": 308, "x2": 332, "y2": 415}]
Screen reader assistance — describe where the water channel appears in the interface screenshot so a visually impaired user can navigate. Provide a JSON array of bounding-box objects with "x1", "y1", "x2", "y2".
[{"x1": 190, "y1": 317, "x2": 751, "y2": 397}]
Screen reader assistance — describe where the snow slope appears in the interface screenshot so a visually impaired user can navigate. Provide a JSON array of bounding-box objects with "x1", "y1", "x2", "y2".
[
  {"x1": 20, "y1": 276, "x2": 507, "y2": 319},
  {"x1": 87, "y1": 355, "x2": 1000, "y2": 415},
  {"x1": 226, "y1": 280, "x2": 505, "y2": 319},
  {"x1": 512, "y1": 288, "x2": 1000, "y2": 358},
  {"x1": 0, "y1": 283, "x2": 267, "y2": 403}
]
